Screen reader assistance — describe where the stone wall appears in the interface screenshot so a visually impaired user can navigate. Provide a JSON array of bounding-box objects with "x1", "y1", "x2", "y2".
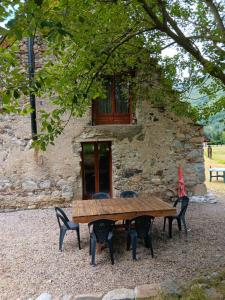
[
  {"x1": 0, "y1": 96, "x2": 206, "y2": 209},
  {"x1": 73, "y1": 101, "x2": 206, "y2": 200},
  {"x1": 0, "y1": 111, "x2": 89, "y2": 209},
  {"x1": 0, "y1": 39, "x2": 206, "y2": 209}
]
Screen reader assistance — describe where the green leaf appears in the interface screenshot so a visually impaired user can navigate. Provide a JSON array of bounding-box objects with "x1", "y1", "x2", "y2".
[{"x1": 13, "y1": 90, "x2": 20, "y2": 99}]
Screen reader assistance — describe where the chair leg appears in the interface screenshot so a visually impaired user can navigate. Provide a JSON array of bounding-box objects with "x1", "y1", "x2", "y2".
[
  {"x1": 177, "y1": 219, "x2": 182, "y2": 231},
  {"x1": 145, "y1": 234, "x2": 154, "y2": 258},
  {"x1": 163, "y1": 217, "x2": 166, "y2": 232},
  {"x1": 168, "y1": 218, "x2": 173, "y2": 238},
  {"x1": 125, "y1": 220, "x2": 129, "y2": 230},
  {"x1": 76, "y1": 228, "x2": 81, "y2": 250},
  {"x1": 59, "y1": 227, "x2": 67, "y2": 251},
  {"x1": 149, "y1": 238, "x2": 154, "y2": 258},
  {"x1": 127, "y1": 234, "x2": 131, "y2": 251},
  {"x1": 108, "y1": 239, "x2": 114, "y2": 265},
  {"x1": 89, "y1": 237, "x2": 91, "y2": 255},
  {"x1": 91, "y1": 235, "x2": 97, "y2": 266},
  {"x1": 181, "y1": 217, "x2": 188, "y2": 234},
  {"x1": 144, "y1": 235, "x2": 150, "y2": 248},
  {"x1": 130, "y1": 232, "x2": 137, "y2": 260}
]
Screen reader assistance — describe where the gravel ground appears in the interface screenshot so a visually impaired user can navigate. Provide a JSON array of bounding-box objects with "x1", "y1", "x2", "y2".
[{"x1": 1, "y1": 192, "x2": 225, "y2": 300}]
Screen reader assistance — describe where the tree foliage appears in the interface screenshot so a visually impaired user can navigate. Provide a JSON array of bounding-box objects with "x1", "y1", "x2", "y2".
[{"x1": 0, "y1": 0, "x2": 224, "y2": 149}]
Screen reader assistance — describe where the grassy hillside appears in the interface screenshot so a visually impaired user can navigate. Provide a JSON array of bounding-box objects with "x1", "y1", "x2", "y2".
[
  {"x1": 204, "y1": 145, "x2": 225, "y2": 193},
  {"x1": 204, "y1": 146, "x2": 225, "y2": 164},
  {"x1": 186, "y1": 85, "x2": 225, "y2": 138}
]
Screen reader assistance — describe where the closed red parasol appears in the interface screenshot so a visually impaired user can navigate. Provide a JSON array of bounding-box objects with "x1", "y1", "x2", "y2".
[{"x1": 178, "y1": 165, "x2": 186, "y2": 197}]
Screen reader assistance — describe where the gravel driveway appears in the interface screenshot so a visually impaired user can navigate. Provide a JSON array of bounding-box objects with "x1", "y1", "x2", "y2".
[{"x1": 1, "y1": 192, "x2": 225, "y2": 300}]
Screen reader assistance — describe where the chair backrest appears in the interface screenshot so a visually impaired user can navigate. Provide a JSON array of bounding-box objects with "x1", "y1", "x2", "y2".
[
  {"x1": 173, "y1": 197, "x2": 180, "y2": 207},
  {"x1": 129, "y1": 215, "x2": 154, "y2": 238},
  {"x1": 92, "y1": 192, "x2": 110, "y2": 199},
  {"x1": 89, "y1": 219, "x2": 114, "y2": 243},
  {"x1": 55, "y1": 207, "x2": 70, "y2": 229},
  {"x1": 120, "y1": 191, "x2": 138, "y2": 198},
  {"x1": 177, "y1": 196, "x2": 189, "y2": 218}
]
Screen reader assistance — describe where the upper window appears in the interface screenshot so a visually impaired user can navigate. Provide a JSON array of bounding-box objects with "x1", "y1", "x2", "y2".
[{"x1": 92, "y1": 75, "x2": 132, "y2": 125}]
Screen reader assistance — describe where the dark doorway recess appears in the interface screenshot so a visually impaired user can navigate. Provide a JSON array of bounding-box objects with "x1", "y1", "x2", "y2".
[{"x1": 82, "y1": 142, "x2": 112, "y2": 199}]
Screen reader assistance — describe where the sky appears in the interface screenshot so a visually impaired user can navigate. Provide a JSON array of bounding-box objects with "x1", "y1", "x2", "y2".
[
  {"x1": 162, "y1": 47, "x2": 178, "y2": 58},
  {"x1": 0, "y1": 22, "x2": 6, "y2": 28}
]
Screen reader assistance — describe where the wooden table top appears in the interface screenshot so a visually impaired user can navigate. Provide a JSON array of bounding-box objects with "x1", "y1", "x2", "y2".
[{"x1": 72, "y1": 196, "x2": 176, "y2": 223}]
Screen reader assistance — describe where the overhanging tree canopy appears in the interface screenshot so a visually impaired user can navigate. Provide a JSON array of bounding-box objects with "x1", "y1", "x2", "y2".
[{"x1": 0, "y1": 0, "x2": 224, "y2": 149}]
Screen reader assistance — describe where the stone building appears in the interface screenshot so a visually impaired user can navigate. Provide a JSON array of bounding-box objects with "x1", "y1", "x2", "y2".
[{"x1": 0, "y1": 40, "x2": 206, "y2": 210}]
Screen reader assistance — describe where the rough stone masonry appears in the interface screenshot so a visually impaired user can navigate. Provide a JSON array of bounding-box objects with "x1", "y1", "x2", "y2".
[
  {"x1": 0, "y1": 102, "x2": 206, "y2": 209},
  {"x1": 0, "y1": 39, "x2": 206, "y2": 209}
]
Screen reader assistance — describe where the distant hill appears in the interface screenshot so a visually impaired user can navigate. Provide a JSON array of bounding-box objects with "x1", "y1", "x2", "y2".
[{"x1": 186, "y1": 85, "x2": 225, "y2": 141}]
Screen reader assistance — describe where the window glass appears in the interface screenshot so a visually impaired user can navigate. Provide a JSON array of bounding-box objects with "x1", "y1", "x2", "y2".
[
  {"x1": 82, "y1": 144, "x2": 95, "y2": 197},
  {"x1": 115, "y1": 77, "x2": 130, "y2": 113},
  {"x1": 92, "y1": 74, "x2": 132, "y2": 125},
  {"x1": 98, "y1": 79, "x2": 112, "y2": 113},
  {"x1": 98, "y1": 143, "x2": 110, "y2": 193},
  {"x1": 82, "y1": 142, "x2": 111, "y2": 199}
]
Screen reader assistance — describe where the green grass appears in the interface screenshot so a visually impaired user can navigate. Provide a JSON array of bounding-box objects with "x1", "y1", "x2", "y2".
[{"x1": 204, "y1": 146, "x2": 225, "y2": 165}]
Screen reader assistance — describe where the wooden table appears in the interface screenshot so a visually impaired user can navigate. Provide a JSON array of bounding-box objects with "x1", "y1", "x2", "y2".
[
  {"x1": 209, "y1": 168, "x2": 225, "y2": 183},
  {"x1": 72, "y1": 195, "x2": 176, "y2": 223}
]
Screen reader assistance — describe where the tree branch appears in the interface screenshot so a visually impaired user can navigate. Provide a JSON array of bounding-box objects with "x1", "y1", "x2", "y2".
[
  {"x1": 160, "y1": 41, "x2": 176, "y2": 51},
  {"x1": 204, "y1": 0, "x2": 225, "y2": 32},
  {"x1": 188, "y1": 34, "x2": 225, "y2": 44},
  {"x1": 138, "y1": 0, "x2": 225, "y2": 85},
  {"x1": 85, "y1": 27, "x2": 156, "y2": 94},
  {"x1": 0, "y1": 35, "x2": 7, "y2": 47},
  {"x1": 157, "y1": 0, "x2": 168, "y2": 27},
  {"x1": 137, "y1": 0, "x2": 165, "y2": 29}
]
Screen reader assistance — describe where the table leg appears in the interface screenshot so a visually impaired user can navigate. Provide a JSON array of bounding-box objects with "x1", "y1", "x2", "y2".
[
  {"x1": 210, "y1": 171, "x2": 212, "y2": 182},
  {"x1": 223, "y1": 172, "x2": 225, "y2": 183}
]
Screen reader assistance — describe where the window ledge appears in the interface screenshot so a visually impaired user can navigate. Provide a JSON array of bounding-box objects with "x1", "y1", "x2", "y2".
[
  {"x1": 91, "y1": 124, "x2": 140, "y2": 129},
  {"x1": 81, "y1": 124, "x2": 143, "y2": 142}
]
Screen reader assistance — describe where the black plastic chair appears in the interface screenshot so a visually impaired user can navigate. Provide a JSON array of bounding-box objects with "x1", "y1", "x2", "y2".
[
  {"x1": 120, "y1": 191, "x2": 138, "y2": 226},
  {"x1": 92, "y1": 192, "x2": 110, "y2": 199},
  {"x1": 88, "y1": 219, "x2": 115, "y2": 266},
  {"x1": 163, "y1": 196, "x2": 189, "y2": 238},
  {"x1": 127, "y1": 215, "x2": 154, "y2": 260},
  {"x1": 120, "y1": 191, "x2": 138, "y2": 198},
  {"x1": 55, "y1": 207, "x2": 81, "y2": 251}
]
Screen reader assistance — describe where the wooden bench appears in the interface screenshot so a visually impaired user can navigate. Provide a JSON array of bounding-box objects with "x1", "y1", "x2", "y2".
[{"x1": 209, "y1": 168, "x2": 225, "y2": 183}]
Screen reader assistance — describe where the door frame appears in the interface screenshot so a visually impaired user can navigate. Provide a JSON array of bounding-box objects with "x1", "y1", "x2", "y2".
[{"x1": 81, "y1": 141, "x2": 112, "y2": 199}]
